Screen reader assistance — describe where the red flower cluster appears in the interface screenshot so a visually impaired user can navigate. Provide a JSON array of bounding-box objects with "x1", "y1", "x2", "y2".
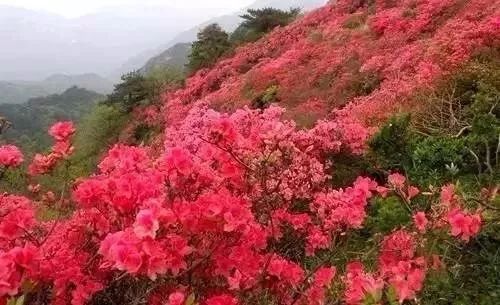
[
  {"x1": 0, "y1": 111, "x2": 484, "y2": 305},
  {"x1": 0, "y1": 145, "x2": 23, "y2": 168},
  {"x1": 29, "y1": 121, "x2": 76, "y2": 176}
]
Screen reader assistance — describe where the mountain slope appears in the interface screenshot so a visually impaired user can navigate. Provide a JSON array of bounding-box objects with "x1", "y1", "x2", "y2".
[
  {"x1": 0, "y1": 74, "x2": 113, "y2": 104},
  {"x1": 117, "y1": 0, "x2": 328, "y2": 75},
  {"x1": 139, "y1": 43, "x2": 191, "y2": 75},
  {"x1": 161, "y1": 0, "x2": 499, "y2": 127},
  {"x1": 0, "y1": 87, "x2": 104, "y2": 149}
]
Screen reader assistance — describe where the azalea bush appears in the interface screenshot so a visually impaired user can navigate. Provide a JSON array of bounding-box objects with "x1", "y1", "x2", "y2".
[
  {"x1": 1, "y1": 1, "x2": 499, "y2": 304},
  {"x1": 0, "y1": 103, "x2": 491, "y2": 305}
]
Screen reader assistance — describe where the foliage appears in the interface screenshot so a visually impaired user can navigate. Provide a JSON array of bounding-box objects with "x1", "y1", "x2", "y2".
[
  {"x1": 365, "y1": 196, "x2": 411, "y2": 234},
  {"x1": 369, "y1": 115, "x2": 413, "y2": 171},
  {"x1": 67, "y1": 104, "x2": 129, "y2": 178},
  {"x1": 187, "y1": 24, "x2": 231, "y2": 73},
  {"x1": 0, "y1": 105, "x2": 488, "y2": 305},
  {"x1": 106, "y1": 72, "x2": 149, "y2": 111},
  {"x1": 107, "y1": 68, "x2": 184, "y2": 112},
  {"x1": 140, "y1": 43, "x2": 191, "y2": 76},
  {"x1": 230, "y1": 8, "x2": 301, "y2": 44},
  {"x1": 251, "y1": 85, "x2": 279, "y2": 109},
  {"x1": 0, "y1": 87, "x2": 103, "y2": 152},
  {"x1": 367, "y1": 52, "x2": 499, "y2": 304}
]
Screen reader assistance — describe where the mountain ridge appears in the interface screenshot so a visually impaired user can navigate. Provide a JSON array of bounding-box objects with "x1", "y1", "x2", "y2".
[
  {"x1": 0, "y1": 73, "x2": 113, "y2": 104},
  {"x1": 116, "y1": 0, "x2": 328, "y2": 76}
]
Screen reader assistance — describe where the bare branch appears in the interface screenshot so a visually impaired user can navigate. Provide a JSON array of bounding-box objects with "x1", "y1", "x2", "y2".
[
  {"x1": 453, "y1": 125, "x2": 472, "y2": 138},
  {"x1": 468, "y1": 148, "x2": 482, "y2": 175},
  {"x1": 485, "y1": 141, "x2": 494, "y2": 174}
]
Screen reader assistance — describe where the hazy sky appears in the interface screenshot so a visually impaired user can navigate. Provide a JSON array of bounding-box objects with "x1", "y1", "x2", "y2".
[{"x1": 0, "y1": 0, "x2": 255, "y2": 17}]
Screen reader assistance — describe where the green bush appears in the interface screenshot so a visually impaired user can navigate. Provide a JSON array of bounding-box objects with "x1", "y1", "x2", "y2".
[
  {"x1": 251, "y1": 85, "x2": 279, "y2": 109},
  {"x1": 69, "y1": 104, "x2": 128, "y2": 177},
  {"x1": 365, "y1": 196, "x2": 411, "y2": 234},
  {"x1": 369, "y1": 114, "x2": 413, "y2": 171},
  {"x1": 38, "y1": 103, "x2": 128, "y2": 193}
]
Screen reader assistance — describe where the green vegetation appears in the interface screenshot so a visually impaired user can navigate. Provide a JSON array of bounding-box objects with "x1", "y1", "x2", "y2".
[
  {"x1": 368, "y1": 54, "x2": 500, "y2": 304},
  {"x1": 251, "y1": 85, "x2": 279, "y2": 109},
  {"x1": 231, "y1": 7, "x2": 301, "y2": 44},
  {"x1": 370, "y1": 55, "x2": 499, "y2": 187},
  {"x1": 0, "y1": 74, "x2": 113, "y2": 104},
  {"x1": 0, "y1": 86, "x2": 103, "y2": 152},
  {"x1": 67, "y1": 104, "x2": 129, "y2": 177},
  {"x1": 106, "y1": 68, "x2": 184, "y2": 111},
  {"x1": 140, "y1": 43, "x2": 191, "y2": 76},
  {"x1": 187, "y1": 24, "x2": 232, "y2": 73}
]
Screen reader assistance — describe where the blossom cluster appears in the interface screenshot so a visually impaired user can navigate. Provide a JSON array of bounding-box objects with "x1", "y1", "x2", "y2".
[
  {"x1": 28, "y1": 121, "x2": 76, "y2": 176},
  {"x1": 0, "y1": 145, "x2": 23, "y2": 169},
  {"x1": 161, "y1": 0, "x2": 499, "y2": 128},
  {"x1": 0, "y1": 108, "x2": 484, "y2": 305}
]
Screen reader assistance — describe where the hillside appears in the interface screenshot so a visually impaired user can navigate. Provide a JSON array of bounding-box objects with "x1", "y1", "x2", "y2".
[
  {"x1": 0, "y1": 81, "x2": 50, "y2": 105},
  {"x1": 162, "y1": 0, "x2": 499, "y2": 127},
  {"x1": 0, "y1": 1, "x2": 499, "y2": 305},
  {"x1": 117, "y1": 0, "x2": 328, "y2": 75},
  {"x1": 139, "y1": 43, "x2": 191, "y2": 75},
  {"x1": 0, "y1": 73, "x2": 113, "y2": 104},
  {"x1": 0, "y1": 86, "x2": 103, "y2": 150}
]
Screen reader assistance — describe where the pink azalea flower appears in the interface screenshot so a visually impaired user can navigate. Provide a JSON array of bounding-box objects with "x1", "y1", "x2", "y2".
[{"x1": 413, "y1": 212, "x2": 428, "y2": 233}]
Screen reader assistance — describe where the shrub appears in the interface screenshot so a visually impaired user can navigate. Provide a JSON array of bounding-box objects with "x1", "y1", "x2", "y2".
[
  {"x1": 0, "y1": 106, "x2": 489, "y2": 305},
  {"x1": 369, "y1": 114, "x2": 413, "y2": 171},
  {"x1": 251, "y1": 85, "x2": 279, "y2": 109}
]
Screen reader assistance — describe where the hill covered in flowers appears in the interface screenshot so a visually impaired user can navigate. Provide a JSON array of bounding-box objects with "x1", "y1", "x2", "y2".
[
  {"x1": 0, "y1": 1, "x2": 499, "y2": 305},
  {"x1": 160, "y1": 0, "x2": 498, "y2": 126}
]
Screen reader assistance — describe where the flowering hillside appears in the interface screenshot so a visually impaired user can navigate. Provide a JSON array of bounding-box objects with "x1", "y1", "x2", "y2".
[
  {"x1": 162, "y1": 0, "x2": 499, "y2": 126},
  {"x1": 0, "y1": 1, "x2": 499, "y2": 305}
]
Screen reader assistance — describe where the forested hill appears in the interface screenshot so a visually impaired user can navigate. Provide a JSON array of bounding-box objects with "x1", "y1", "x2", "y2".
[
  {"x1": 0, "y1": 73, "x2": 113, "y2": 104},
  {"x1": 0, "y1": 86, "x2": 103, "y2": 151}
]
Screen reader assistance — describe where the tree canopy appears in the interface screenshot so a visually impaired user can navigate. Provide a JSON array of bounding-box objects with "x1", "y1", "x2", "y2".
[
  {"x1": 231, "y1": 7, "x2": 301, "y2": 44},
  {"x1": 187, "y1": 23, "x2": 231, "y2": 73}
]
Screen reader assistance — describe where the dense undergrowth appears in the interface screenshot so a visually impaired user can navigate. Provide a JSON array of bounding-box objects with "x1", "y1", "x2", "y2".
[{"x1": 0, "y1": 1, "x2": 499, "y2": 305}]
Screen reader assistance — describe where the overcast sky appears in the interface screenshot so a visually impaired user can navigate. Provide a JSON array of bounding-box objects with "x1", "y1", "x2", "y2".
[{"x1": 0, "y1": 0, "x2": 255, "y2": 17}]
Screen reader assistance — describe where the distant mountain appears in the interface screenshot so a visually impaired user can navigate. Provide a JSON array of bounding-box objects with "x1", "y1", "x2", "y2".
[
  {"x1": 118, "y1": 0, "x2": 327, "y2": 75},
  {"x1": 41, "y1": 74, "x2": 114, "y2": 94},
  {"x1": 0, "y1": 82, "x2": 51, "y2": 105},
  {"x1": 139, "y1": 43, "x2": 191, "y2": 76},
  {"x1": 0, "y1": 87, "x2": 104, "y2": 150},
  {"x1": 0, "y1": 74, "x2": 113, "y2": 104},
  {"x1": 0, "y1": 4, "x2": 230, "y2": 80}
]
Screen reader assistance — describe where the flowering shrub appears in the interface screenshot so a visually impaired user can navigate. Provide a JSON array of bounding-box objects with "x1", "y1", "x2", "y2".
[
  {"x1": 0, "y1": 106, "x2": 486, "y2": 305},
  {"x1": 162, "y1": 0, "x2": 499, "y2": 127},
  {"x1": 28, "y1": 121, "x2": 76, "y2": 176},
  {"x1": 0, "y1": 1, "x2": 498, "y2": 304},
  {"x1": 0, "y1": 145, "x2": 23, "y2": 169}
]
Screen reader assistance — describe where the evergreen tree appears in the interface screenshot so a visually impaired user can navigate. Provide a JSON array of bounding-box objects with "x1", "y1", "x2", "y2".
[
  {"x1": 107, "y1": 71, "x2": 148, "y2": 111},
  {"x1": 187, "y1": 24, "x2": 231, "y2": 73},
  {"x1": 231, "y1": 7, "x2": 301, "y2": 44}
]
